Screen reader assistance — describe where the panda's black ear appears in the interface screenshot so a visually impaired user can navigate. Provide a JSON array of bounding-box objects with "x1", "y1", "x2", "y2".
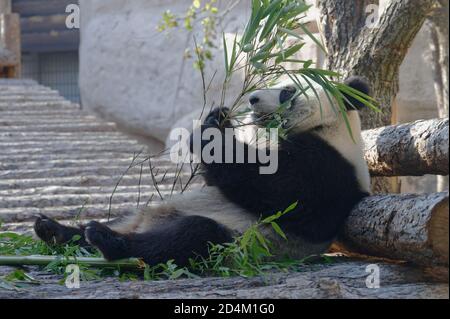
[{"x1": 342, "y1": 76, "x2": 371, "y2": 111}]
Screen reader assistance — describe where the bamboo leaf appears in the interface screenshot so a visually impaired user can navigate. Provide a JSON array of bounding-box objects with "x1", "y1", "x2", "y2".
[
  {"x1": 259, "y1": 8, "x2": 283, "y2": 41},
  {"x1": 255, "y1": 231, "x2": 270, "y2": 253},
  {"x1": 271, "y1": 222, "x2": 287, "y2": 240},
  {"x1": 283, "y1": 201, "x2": 299, "y2": 214},
  {"x1": 275, "y1": 43, "x2": 305, "y2": 64},
  {"x1": 242, "y1": 0, "x2": 264, "y2": 45},
  {"x1": 262, "y1": 211, "x2": 282, "y2": 224},
  {"x1": 229, "y1": 34, "x2": 239, "y2": 72},
  {"x1": 278, "y1": 27, "x2": 303, "y2": 40},
  {"x1": 223, "y1": 33, "x2": 230, "y2": 76},
  {"x1": 298, "y1": 23, "x2": 327, "y2": 53},
  {"x1": 262, "y1": 0, "x2": 283, "y2": 19}
]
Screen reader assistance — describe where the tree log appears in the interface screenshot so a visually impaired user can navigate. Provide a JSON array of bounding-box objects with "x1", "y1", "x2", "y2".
[
  {"x1": 363, "y1": 118, "x2": 449, "y2": 177},
  {"x1": 341, "y1": 192, "x2": 449, "y2": 267}
]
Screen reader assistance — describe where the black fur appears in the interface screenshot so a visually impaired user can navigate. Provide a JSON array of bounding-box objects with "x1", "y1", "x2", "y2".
[
  {"x1": 85, "y1": 216, "x2": 232, "y2": 266},
  {"x1": 34, "y1": 214, "x2": 89, "y2": 247},
  {"x1": 35, "y1": 214, "x2": 232, "y2": 267},
  {"x1": 198, "y1": 108, "x2": 368, "y2": 243},
  {"x1": 342, "y1": 76, "x2": 371, "y2": 110}
]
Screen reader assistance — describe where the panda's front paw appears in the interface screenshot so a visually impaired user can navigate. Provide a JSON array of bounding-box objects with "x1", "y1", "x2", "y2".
[{"x1": 204, "y1": 107, "x2": 231, "y2": 129}]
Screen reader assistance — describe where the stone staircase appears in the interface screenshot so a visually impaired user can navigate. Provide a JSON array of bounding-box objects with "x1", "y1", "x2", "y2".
[{"x1": 0, "y1": 79, "x2": 179, "y2": 230}]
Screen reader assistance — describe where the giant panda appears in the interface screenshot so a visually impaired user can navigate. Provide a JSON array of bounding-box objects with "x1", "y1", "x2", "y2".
[{"x1": 34, "y1": 76, "x2": 371, "y2": 267}]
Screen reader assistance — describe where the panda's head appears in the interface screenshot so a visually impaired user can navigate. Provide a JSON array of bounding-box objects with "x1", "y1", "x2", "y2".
[{"x1": 248, "y1": 76, "x2": 370, "y2": 133}]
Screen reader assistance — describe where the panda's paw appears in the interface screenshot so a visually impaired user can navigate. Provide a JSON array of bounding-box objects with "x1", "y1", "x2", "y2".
[
  {"x1": 204, "y1": 107, "x2": 231, "y2": 129},
  {"x1": 85, "y1": 221, "x2": 128, "y2": 260},
  {"x1": 34, "y1": 215, "x2": 67, "y2": 245}
]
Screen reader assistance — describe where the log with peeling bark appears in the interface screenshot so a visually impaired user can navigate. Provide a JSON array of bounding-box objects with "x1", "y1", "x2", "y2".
[
  {"x1": 341, "y1": 192, "x2": 449, "y2": 267},
  {"x1": 362, "y1": 118, "x2": 449, "y2": 177}
]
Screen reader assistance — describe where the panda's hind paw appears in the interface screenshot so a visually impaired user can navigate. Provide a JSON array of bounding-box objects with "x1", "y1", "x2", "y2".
[
  {"x1": 85, "y1": 221, "x2": 129, "y2": 260},
  {"x1": 34, "y1": 215, "x2": 67, "y2": 245}
]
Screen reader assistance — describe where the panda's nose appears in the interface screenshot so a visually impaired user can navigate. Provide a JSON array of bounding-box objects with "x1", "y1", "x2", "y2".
[{"x1": 249, "y1": 95, "x2": 260, "y2": 106}]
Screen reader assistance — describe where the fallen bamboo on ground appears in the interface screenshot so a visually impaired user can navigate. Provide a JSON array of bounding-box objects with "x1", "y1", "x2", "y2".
[{"x1": 0, "y1": 256, "x2": 144, "y2": 269}]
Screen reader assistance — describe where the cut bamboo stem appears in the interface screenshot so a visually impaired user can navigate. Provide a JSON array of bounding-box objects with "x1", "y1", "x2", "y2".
[{"x1": 0, "y1": 256, "x2": 143, "y2": 269}]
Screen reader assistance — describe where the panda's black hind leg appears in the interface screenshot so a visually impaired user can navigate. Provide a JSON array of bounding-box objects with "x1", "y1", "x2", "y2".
[
  {"x1": 85, "y1": 216, "x2": 233, "y2": 267},
  {"x1": 84, "y1": 221, "x2": 130, "y2": 260},
  {"x1": 34, "y1": 215, "x2": 88, "y2": 246}
]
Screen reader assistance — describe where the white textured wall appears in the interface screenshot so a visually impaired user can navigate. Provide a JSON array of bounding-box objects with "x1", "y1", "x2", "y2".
[{"x1": 79, "y1": 0, "x2": 249, "y2": 149}]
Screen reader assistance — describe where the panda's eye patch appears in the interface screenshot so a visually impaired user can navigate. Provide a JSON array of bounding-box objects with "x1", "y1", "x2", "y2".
[{"x1": 279, "y1": 87, "x2": 297, "y2": 104}]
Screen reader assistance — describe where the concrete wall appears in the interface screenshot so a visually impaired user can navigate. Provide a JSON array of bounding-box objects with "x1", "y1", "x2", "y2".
[{"x1": 79, "y1": 0, "x2": 249, "y2": 150}]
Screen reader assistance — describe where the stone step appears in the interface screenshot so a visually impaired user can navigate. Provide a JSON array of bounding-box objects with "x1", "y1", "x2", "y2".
[
  {"x1": 0, "y1": 86, "x2": 58, "y2": 92},
  {"x1": 0, "y1": 138, "x2": 141, "y2": 148},
  {"x1": 0, "y1": 95, "x2": 65, "y2": 102},
  {"x1": 0, "y1": 110, "x2": 93, "y2": 118},
  {"x1": 0, "y1": 172, "x2": 187, "y2": 190},
  {"x1": 0, "y1": 100, "x2": 76, "y2": 108},
  {"x1": 0, "y1": 165, "x2": 149, "y2": 179},
  {"x1": 0, "y1": 203, "x2": 144, "y2": 224},
  {"x1": 0, "y1": 192, "x2": 159, "y2": 209},
  {"x1": 0, "y1": 152, "x2": 161, "y2": 163},
  {"x1": 0, "y1": 118, "x2": 110, "y2": 126},
  {"x1": 0, "y1": 106, "x2": 78, "y2": 113},
  {"x1": 0, "y1": 145, "x2": 145, "y2": 156},
  {"x1": 0, "y1": 123, "x2": 118, "y2": 133},
  {"x1": 0, "y1": 158, "x2": 174, "y2": 171},
  {"x1": 0, "y1": 184, "x2": 172, "y2": 197},
  {"x1": 0, "y1": 79, "x2": 39, "y2": 86},
  {"x1": 0, "y1": 87, "x2": 57, "y2": 92},
  {"x1": 0, "y1": 131, "x2": 131, "y2": 140},
  {"x1": 0, "y1": 93, "x2": 61, "y2": 99}
]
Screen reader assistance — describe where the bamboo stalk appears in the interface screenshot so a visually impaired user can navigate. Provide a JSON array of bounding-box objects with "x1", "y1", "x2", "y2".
[{"x1": 0, "y1": 255, "x2": 144, "y2": 269}]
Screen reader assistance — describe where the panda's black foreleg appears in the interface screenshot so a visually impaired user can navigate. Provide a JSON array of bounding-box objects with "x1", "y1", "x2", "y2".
[
  {"x1": 34, "y1": 215, "x2": 90, "y2": 247},
  {"x1": 85, "y1": 215, "x2": 233, "y2": 267}
]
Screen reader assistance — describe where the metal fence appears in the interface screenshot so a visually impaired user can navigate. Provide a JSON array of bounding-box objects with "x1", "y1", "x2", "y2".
[{"x1": 21, "y1": 51, "x2": 80, "y2": 103}]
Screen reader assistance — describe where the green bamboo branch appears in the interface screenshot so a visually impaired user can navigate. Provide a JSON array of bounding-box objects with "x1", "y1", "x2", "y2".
[{"x1": 0, "y1": 256, "x2": 144, "y2": 270}]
